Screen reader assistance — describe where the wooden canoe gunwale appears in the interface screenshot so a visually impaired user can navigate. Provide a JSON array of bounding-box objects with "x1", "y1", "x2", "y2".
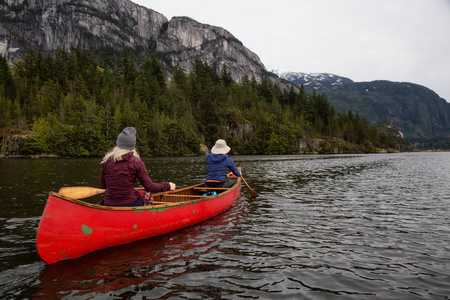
[{"x1": 49, "y1": 177, "x2": 240, "y2": 211}]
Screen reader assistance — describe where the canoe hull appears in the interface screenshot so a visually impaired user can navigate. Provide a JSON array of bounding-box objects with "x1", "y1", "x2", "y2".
[{"x1": 36, "y1": 180, "x2": 241, "y2": 264}]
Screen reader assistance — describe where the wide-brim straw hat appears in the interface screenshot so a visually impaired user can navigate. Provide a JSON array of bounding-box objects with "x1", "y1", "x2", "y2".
[{"x1": 211, "y1": 139, "x2": 231, "y2": 154}]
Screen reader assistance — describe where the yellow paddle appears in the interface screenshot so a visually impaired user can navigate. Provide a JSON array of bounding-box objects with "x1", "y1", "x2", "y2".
[
  {"x1": 57, "y1": 186, "x2": 145, "y2": 199},
  {"x1": 57, "y1": 187, "x2": 106, "y2": 199}
]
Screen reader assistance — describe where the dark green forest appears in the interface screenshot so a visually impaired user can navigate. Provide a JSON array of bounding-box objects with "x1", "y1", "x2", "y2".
[{"x1": 0, "y1": 47, "x2": 405, "y2": 157}]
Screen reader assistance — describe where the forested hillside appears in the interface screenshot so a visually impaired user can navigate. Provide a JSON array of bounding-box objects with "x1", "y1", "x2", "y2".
[{"x1": 0, "y1": 48, "x2": 407, "y2": 157}]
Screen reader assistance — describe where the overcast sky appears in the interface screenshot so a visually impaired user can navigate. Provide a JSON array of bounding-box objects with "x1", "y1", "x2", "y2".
[{"x1": 132, "y1": 0, "x2": 450, "y2": 102}]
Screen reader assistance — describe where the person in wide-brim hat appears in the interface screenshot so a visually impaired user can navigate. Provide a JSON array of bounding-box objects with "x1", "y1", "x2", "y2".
[
  {"x1": 211, "y1": 139, "x2": 231, "y2": 154},
  {"x1": 205, "y1": 139, "x2": 241, "y2": 189}
]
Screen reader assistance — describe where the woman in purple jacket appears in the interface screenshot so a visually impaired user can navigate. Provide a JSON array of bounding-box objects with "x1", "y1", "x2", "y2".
[
  {"x1": 205, "y1": 139, "x2": 241, "y2": 188},
  {"x1": 100, "y1": 127, "x2": 176, "y2": 207}
]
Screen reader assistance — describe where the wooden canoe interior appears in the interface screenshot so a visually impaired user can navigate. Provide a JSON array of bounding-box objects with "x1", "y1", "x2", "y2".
[{"x1": 152, "y1": 186, "x2": 230, "y2": 204}]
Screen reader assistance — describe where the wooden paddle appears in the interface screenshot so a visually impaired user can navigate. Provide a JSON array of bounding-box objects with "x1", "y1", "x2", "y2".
[
  {"x1": 58, "y1": 187, "x2": 106, "y2": 199},
  {"x1": 241, "y1": 176, "x2": 259, "y2": 197},
  {"x1": 58, "y1": 186, "x2": 146, "y2": 199}
]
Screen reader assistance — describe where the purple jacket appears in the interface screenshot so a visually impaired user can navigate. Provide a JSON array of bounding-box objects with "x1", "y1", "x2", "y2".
[
  {"x1": 205, "y1": 153, "x2": 241, "y2": 183},
  {"x1": 100, "y1": 152, "x2": 170, "y2": 206}
]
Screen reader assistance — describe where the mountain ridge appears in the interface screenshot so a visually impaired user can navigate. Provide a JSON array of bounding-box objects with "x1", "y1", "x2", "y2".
[
  {"x1": 0, "y1": 0, "x2": 283, "y2": 86},
  {"x1": 272, "y1": 70, "x2": 354, "y2": 89},
  {"x1": 275, "y1": 70, "x2": 450, "y2": 147}
]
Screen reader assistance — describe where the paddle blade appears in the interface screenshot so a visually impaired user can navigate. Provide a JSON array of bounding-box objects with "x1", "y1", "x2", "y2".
[
  {"x1": 241, "y1": 176, "x2": 259, "y2": 197},
  {"x1": 58, "y1": 187, "x2": 105, "y2": 199}
]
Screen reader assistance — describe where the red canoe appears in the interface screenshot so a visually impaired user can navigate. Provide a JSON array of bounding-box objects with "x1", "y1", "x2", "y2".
[{"x1": 36, "y1": 176, "x2": 242, "y2": 264}]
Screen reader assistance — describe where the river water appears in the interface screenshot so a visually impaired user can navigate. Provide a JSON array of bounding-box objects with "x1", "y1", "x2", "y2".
[{"x1": 0, "y1": 152, "x2": 449, "y2": 299}]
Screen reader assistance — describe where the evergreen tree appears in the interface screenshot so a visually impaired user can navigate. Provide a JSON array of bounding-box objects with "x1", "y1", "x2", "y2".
[
  {"x1": 220, "y1": 64, "x2": 233, "y2": 88},
  {"x1": 0, "y1": 55, "x2": 16, "y2": 100}
]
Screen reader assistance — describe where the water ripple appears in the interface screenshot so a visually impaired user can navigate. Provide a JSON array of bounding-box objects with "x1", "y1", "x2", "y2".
[{"x1": 1, "y1": 153, "x2": 450, "y2": 298}]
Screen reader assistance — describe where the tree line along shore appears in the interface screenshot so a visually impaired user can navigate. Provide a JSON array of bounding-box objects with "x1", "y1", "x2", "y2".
[{"x1": 0, "y1": 47, "x2": 410, "y2": 157}]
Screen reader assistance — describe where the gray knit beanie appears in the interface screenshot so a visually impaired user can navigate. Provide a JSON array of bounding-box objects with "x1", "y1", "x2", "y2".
[{"x1": 116, "y1": 127, "x2": 136, "y2": 149}]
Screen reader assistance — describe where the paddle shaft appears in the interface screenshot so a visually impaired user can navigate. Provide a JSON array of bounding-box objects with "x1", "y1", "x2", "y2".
[{"x1": 241, "y1": 176, "x2": 259, "y2": 197}]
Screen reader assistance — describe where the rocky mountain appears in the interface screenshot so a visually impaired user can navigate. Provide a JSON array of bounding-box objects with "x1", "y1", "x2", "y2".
[
  {"x1": 275, "y1": 70, "x2": 450, "y2": 148},
  {"x1": 324, "y1": 81, "x2": 450, "y2": 147},
  {"x1": 0, "y1": 0, "x2": 277, "y2": 85}
]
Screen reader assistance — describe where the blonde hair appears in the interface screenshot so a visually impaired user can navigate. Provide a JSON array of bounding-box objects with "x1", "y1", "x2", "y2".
[{"x1": 101, "y1": 146, "x2": 140, "y2": 163}]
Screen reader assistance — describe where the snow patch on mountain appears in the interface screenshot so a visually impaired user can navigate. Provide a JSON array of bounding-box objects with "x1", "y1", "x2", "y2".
[{"x1": 272, "y1": 70, "x2": 353, "y2": 89}]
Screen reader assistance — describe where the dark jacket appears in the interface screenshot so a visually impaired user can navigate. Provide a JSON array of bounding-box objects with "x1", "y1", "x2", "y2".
[
  {"x1": 100, "y1": 152, "x2": 170, "y2": 206},
  {"x1": 205, "y1": 153, "x2": 241, "y2": 183}
]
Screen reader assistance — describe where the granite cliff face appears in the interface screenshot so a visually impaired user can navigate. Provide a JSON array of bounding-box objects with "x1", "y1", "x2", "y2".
[
  {"x1": 156, "y1": 17, "x2": 267, "y2": 82},
  {"x1": 0, "y1": 0, "x2": 167, "y2": 56},
  {"x1": 0, "y1": 0, "x2": 270, "y2": 83}
]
